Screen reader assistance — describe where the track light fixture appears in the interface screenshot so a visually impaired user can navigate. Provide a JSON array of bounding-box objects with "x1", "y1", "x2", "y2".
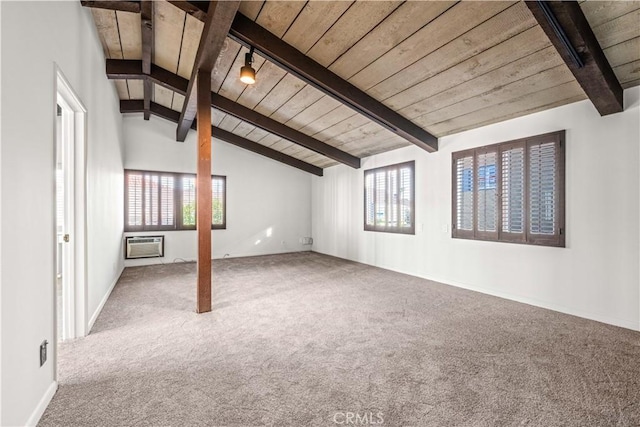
[{"x1": 240, "y1": 47, "x2": 256, "y2": 85}]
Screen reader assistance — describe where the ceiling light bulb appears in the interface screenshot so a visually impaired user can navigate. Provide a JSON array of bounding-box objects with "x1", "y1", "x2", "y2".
[
  {"x1": 240, "y1": 50, "x2": 256, "y2": 85},
  {"x1": 240, "y1": 65, "x2": 256, "y2": 84}
]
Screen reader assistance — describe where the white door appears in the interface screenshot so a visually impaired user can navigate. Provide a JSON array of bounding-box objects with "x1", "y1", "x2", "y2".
[
  {"x1": 54, "y1": 68, "x2": 88, "y2": 353},
  {"x1": 56, "y1": 98, "x2": 75, "y2": 341}
]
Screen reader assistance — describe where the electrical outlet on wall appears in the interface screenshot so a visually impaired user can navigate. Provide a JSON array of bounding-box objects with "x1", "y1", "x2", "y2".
[{"x1": 40, "y1": 340, "x2": 48, "y2": 367}]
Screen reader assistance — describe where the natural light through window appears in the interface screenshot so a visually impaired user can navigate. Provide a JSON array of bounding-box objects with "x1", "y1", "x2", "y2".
[
  {"x1": 124, "y1": 170, "x2": 226, "y2": 232},
  {"x1": 364, "y1": 161, "x2": 415, "y2": 234}
]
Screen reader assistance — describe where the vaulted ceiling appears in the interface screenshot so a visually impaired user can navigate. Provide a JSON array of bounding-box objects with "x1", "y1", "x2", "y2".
[{"x1": 84, "y1": 1, "x2": 640, "y2": 174}]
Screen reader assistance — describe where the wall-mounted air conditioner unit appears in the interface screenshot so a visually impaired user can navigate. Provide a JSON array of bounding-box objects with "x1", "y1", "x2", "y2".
[{"x1": 125, "y1": 236, "x2": 164, "y2": 259}]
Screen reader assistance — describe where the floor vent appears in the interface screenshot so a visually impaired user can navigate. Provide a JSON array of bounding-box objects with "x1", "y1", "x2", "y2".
[{"x1": 125, "y1": 236, "x2": 164, "y2": 259}]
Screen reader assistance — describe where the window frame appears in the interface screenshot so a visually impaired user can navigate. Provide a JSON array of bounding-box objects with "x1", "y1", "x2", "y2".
[
  {"x1": 211, "y1": 175, "x2": 226, "y2": 230},
  {"x1": 363, "y1": 161, "x2": 415, "y2": 235},
  {"x1": 451, "y1": 130, "x2": 565, "y2": 247},
  {"x1": 124, "y1": 169, "x2": 226, "y2": 232}
]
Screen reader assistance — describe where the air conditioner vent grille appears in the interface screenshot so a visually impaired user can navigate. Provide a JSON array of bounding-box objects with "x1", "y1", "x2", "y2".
[{"x1": 125, "y1": 236, "x2": 164, "y2": 259}]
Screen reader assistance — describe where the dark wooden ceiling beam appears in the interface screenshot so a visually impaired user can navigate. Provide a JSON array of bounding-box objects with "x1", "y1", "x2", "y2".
[
  {"x1": 141, "y1": 1, "x2": 153, "y2": 120},
  {"x1": 228, "y1": 14, "x2": 438, "y2": 152},
  {"x1": 210, "y1": 126, "x2": 324, "y2": 177},
  {"x1": 81, "y1": 0, "x2": 211, "y2": 18},
  {"x1": 107, "y1": 59, "x2": 358, "y2": 168},
  {"x1": 211, "y1": 93, "x2": 360, "y2": 168},
  {"x1": 84, "y1": 0, "x2": 436, "y2": 150},
  {"x1": 176, "y1": 1, "x2": 240, "y2": 142},
  {"x1": 120, "y1": 100, "x2": 323, "y2": 176},
  {"x1": 80, "y1": 1, "x2": 140, "y2": 13},
  {"x1": 106, "y1": 59, "x2": 189, "y2": 94},
  {"x1": 166, "y1": 1, "x2": 209, "y2": 21},
  {"x1": 120, "y1": 99, "x2": 145, "y2": 113},
  {"x1": 106, "y1": 59, "x2": 142, "y2": 78},
  {"x1": 162, "y1": 3, "x2": 438, "y2": 152},
  {"x1": 525, "y1": 1, "x2": 623, "y2": 115}
]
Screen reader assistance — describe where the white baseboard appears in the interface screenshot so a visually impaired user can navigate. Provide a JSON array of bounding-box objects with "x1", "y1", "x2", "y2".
[
  {"x1": 123, "y1": 249, "x2": 312, "y2": 266},
  {"x1": 88, "y1": 266, "x2": 124, "y2": 333},
  {"x1": 422, "y1": 273, "x2": 640, "y2": 332},
  {"x1": 25, "y1": 381, "x2": 58, "y2": 427},
  {"x1": 213, "y1": 248, "x2": 311, "y2": 260},
  {"x1": 312, "y1": 250, "x2": 640, "y2": 332}
]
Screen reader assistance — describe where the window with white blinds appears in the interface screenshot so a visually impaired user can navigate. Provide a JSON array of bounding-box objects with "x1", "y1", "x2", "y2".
[
  {"x1": 364, "y1": 161, "x2": 415, "y2": 234},
  {"x1": 455, "y1": 155, "x2": 474, "y2": 234},
  {"x1": 212, "y1": 177, "x2": 225, "y2": 228},
  {"x1": 452, "y1": 130, "x2": 565, "y2": 247},
  {"x1": 182, "y1": 176, "x2": 196, "y2": 228},
  {"x1": 125, "y1": 170, "x2": 226, "y2": 232}
]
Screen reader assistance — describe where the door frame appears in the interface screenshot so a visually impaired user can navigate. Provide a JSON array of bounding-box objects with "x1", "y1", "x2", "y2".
[{"x1": 53, "y1": 66, "x2": 88, "y2": 373}]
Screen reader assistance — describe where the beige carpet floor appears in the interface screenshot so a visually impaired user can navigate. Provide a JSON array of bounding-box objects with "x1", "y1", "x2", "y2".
[{"x1": 40, "y1": 251, "x2": 639, "y2": 426}]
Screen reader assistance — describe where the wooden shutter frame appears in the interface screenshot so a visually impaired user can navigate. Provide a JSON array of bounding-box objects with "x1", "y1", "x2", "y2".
[
  {"x1": 124, "y1": 169, "x2": 227, "y2": 232},
  {"x1": 211, "y1": 175, "x2": 227, "y2": 230},
  {"x1": 452, "y1": 149, "x2": 475, "y2": 239},
  {"x1": 474, "y1": 146, "x2": 499, "y2": 241},
  {"x1": 179, "y1": 174, "x2": 196, "y2": 231},
  {"x1": 525, "y1": 131, "x2": 565, "y2": 247},
  {"x1": 124, "y1": 170, "x2": 144, "y2": 232},
  {"x1": 153, "y1": 172, "x2": 178, "y2": 231},
  {"x1": 451, "y1": 130, "x2": 565, "y2": 247},
  {"x1": 498, "y1": 140, "x2": 527, "y2": 244},
  {"x1": 364, "y1": 161, "x2": 415, "y2": 234}
]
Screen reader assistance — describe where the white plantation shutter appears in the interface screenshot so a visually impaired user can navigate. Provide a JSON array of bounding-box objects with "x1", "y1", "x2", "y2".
[
  {"x1": 399, "y1": 166, "x2": 412, "y2": 228},
  {"x1": 527, "y1": 136, "x2": 563, "y2": 246},
  {"x1": 212, "y1": 176, "x2": 226, "y2": 228},
  {"x1": 454, "y1": 155, "x2": 474, "y2": 235},
  {"x1": 388, "y1": 169, "x2": 398, "y2": 227},
  {"x1": 500, "y1": 144, "x2": 525, "y2": 242},
  {"x1": 126, "y1": 172, "x2": 143, "y2": 228},
  {"x1": 375, "y1": 171, "x2": 386, "y2": 227},
  {"x1": 125, "y1": 170, "x2": 227, "y2": 232},
  {"x1": 365, "y1": 173, "x2": 375, "y2": 226},
  {"x1": 182, "y1": 176, "x2": 196, "y2": 227},
  {"x1": 364, "y1": 161, "x2": 414, "y2": 233},
  {"x1": 476, "y1": 151, "x2": 498, "y2": 237},
  {"x1": 144, "y1": 174, "x2": 159, "y2": 226},
  {"x1": 529, "y1": 142, "x2": 556, "y2": 234},
  {"x1": 160, "y1": 176, "x2": 174, "y2": 226}
]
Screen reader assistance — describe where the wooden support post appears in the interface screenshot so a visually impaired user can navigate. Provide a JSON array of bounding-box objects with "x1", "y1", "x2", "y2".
[{"x1": 196, "y1": 69, "x2": 212, "y2": 313}]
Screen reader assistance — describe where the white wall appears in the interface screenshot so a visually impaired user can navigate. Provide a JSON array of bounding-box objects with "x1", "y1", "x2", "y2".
[
  {"x1": 0, "y1": 2, "x2": 4, "y2": 420},
  {"x1": 1, "y1": 2, "x2": 125, "y2": 425},
  {"x1": 313, "y1": 88, "x2": 640, "y2": 331},
  {"x1": 122, "y1": 114, "x2": 312, "y2": 267}
]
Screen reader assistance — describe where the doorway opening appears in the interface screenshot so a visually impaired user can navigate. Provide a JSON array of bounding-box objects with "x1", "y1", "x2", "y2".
[{"x1": 54, "y1": 68, "x2": 88, "y2": 358}]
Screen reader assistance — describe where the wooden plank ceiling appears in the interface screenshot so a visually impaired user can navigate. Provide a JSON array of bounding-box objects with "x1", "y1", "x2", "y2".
[{"x1": 89, "y1": 0, "x2": 640, "y2": 170}]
